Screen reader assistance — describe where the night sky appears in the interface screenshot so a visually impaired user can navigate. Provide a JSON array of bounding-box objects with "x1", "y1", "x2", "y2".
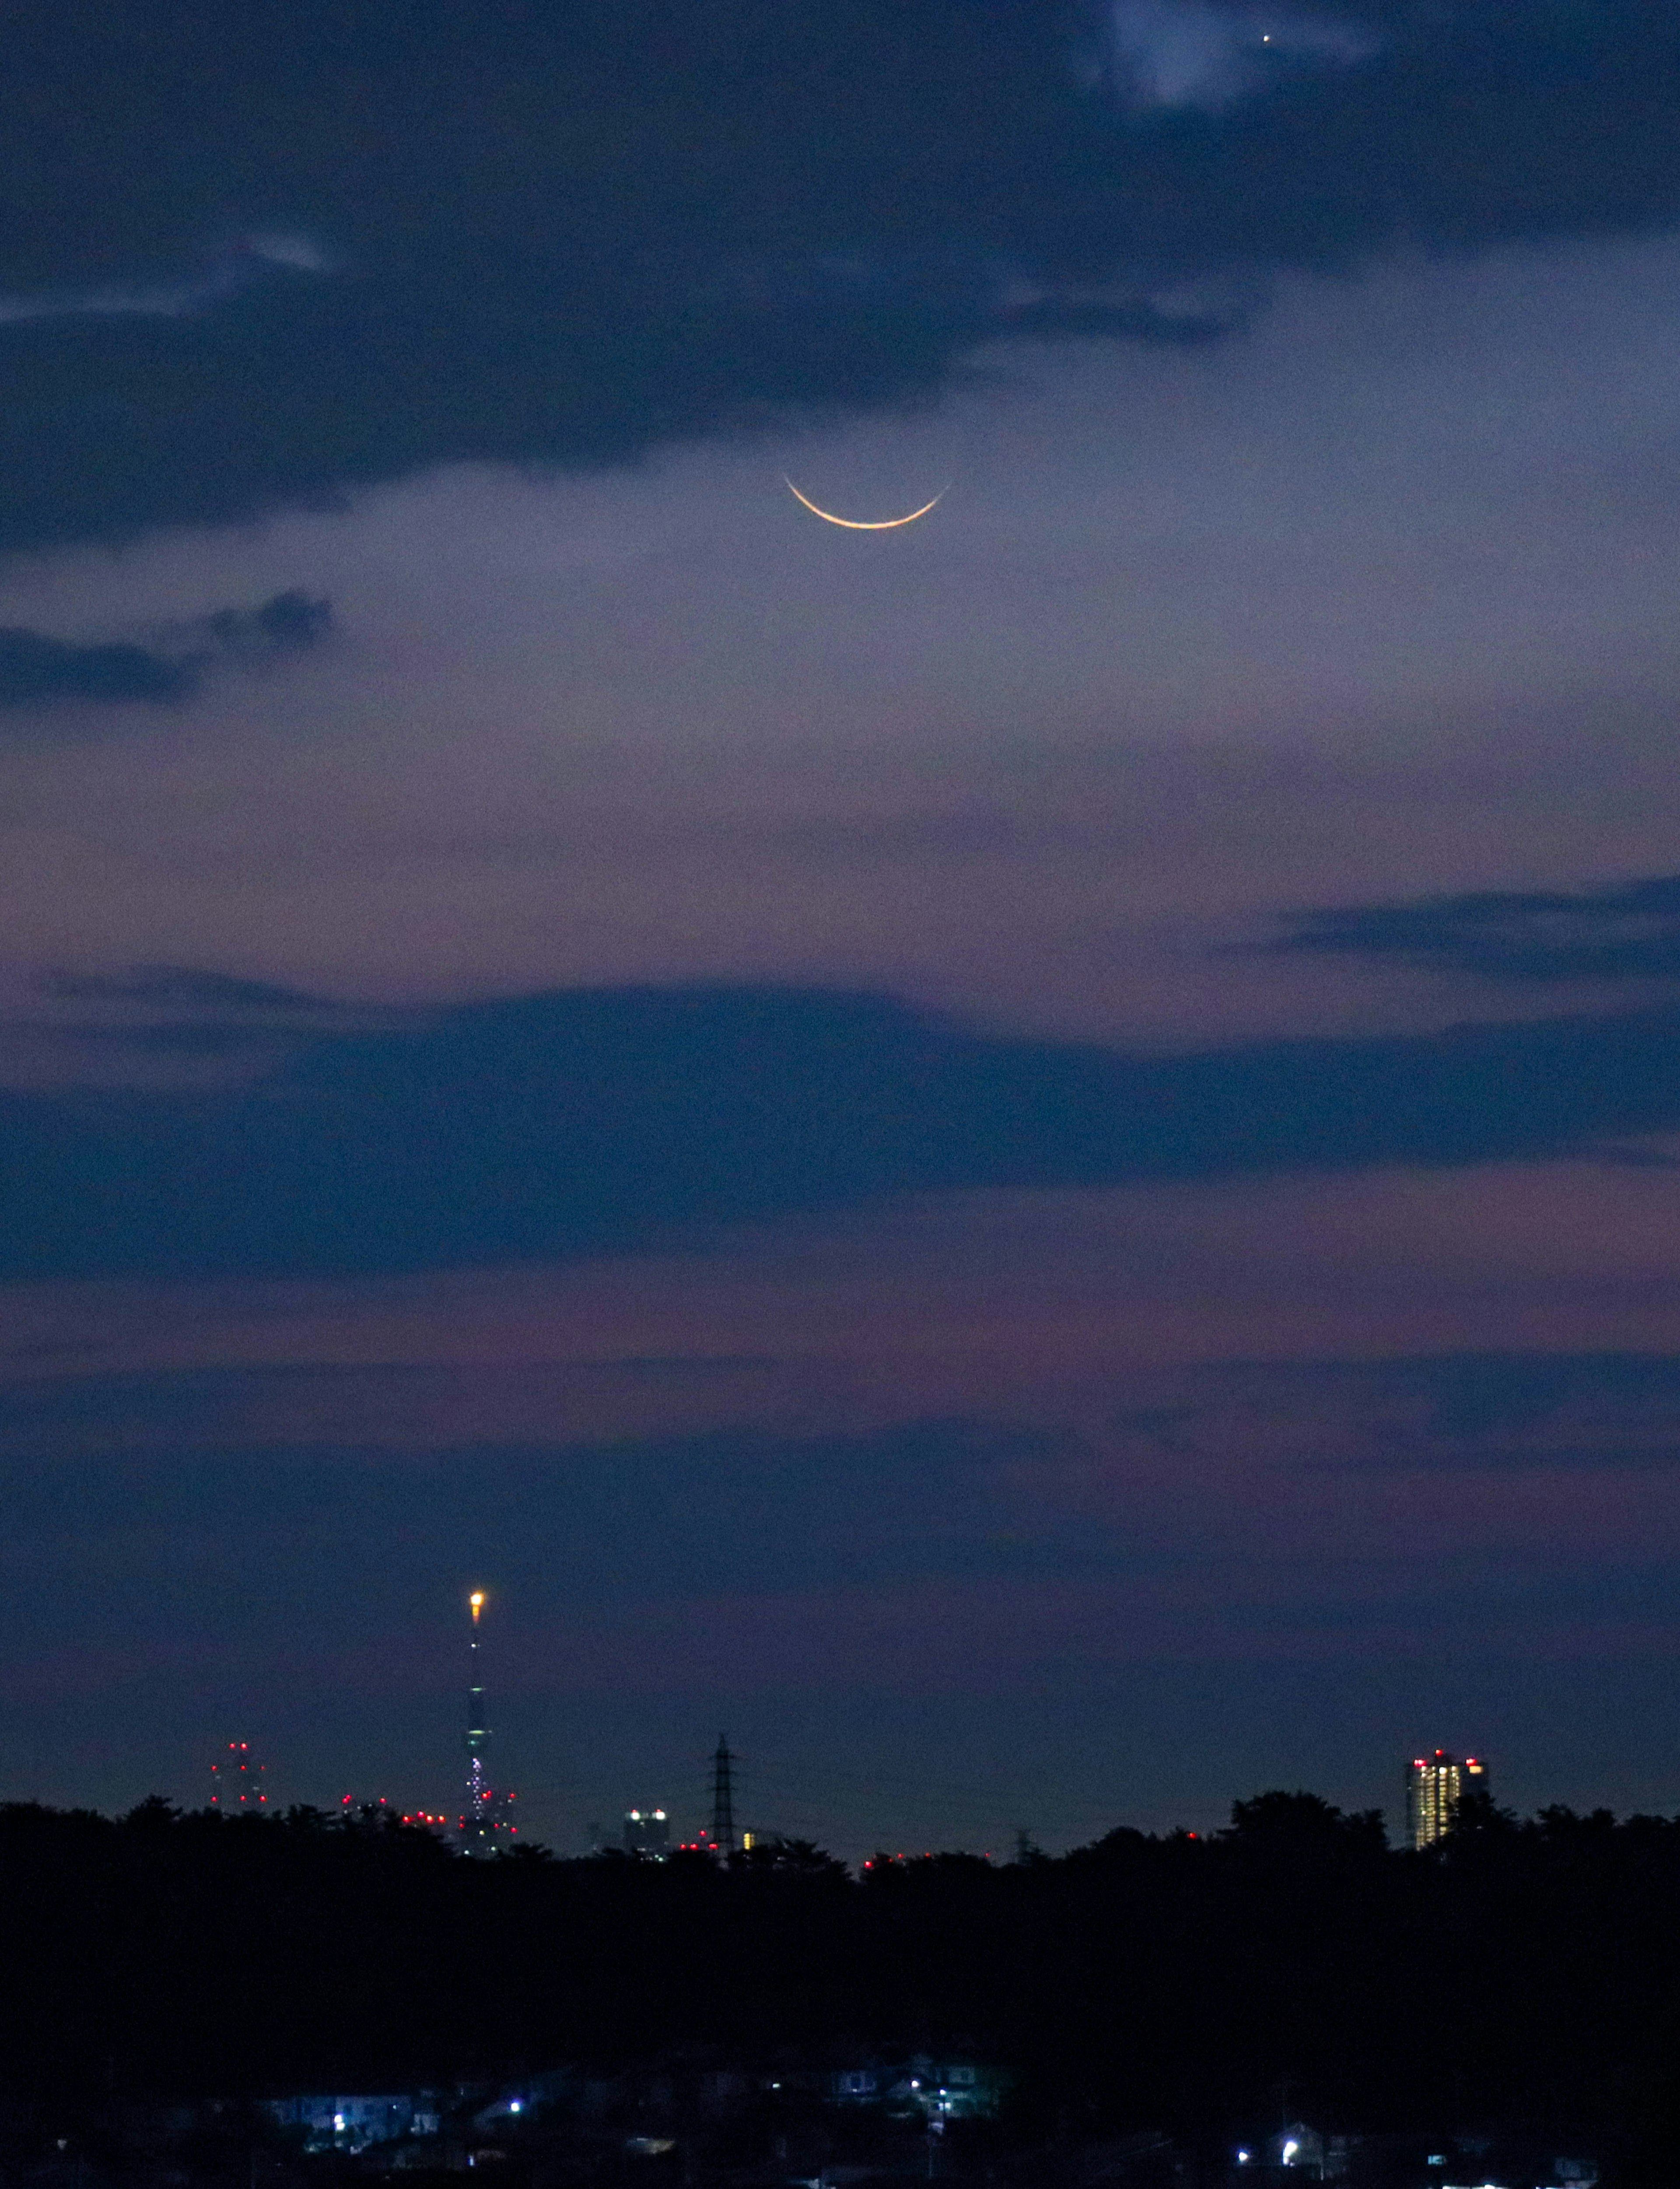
[{"x1": 7, "y1": 0, "x2": 1680, "y2": 1858}]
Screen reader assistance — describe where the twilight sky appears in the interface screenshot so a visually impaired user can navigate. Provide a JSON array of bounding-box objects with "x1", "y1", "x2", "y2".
[{"x1": 7, "y1": 0, "x2": 1680, "y2": 1856}]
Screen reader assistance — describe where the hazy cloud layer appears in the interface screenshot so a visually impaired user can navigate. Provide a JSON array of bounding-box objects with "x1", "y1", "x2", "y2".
[
  {"x1": 0, "y1": 0, "x2": 1676, "y2": 549},
  {"x1": 37, "y1": 966, "x2": 331, "y2": 1012},
  {"x1": 8, "y1": 1142, "x2": 1680, "y2": 1835},
  {"x1": 0, "y1": 590, "x2": 329, "y2": 717},
  {"x1": 13, "y1": 1344, "x2": 1680, "y2": 1491},
  {"x1": 3, "y1": 1347, "x2": 1678, "y2": 1840}
]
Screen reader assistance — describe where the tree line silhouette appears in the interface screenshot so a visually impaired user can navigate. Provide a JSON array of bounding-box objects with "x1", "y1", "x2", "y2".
[{"x1": 3, "y1": 1789, "x2": 1677, "y2": 2166}]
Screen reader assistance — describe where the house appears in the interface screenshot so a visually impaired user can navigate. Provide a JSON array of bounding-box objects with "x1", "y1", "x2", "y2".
[{"x1": 264, "y1": 2095, "x2": 434, "y2": 2154}]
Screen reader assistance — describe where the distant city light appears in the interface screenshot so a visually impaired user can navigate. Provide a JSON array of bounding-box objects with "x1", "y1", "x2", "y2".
[
  {"x1": 1409, "y1": 1750, "x2": 1488, "y2": 1849},
  {"x1": 1282, "y1": 2141, "x2": 1300, "y2": 2165}
]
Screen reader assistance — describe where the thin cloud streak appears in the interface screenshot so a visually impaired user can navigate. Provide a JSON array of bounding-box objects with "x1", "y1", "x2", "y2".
[
  {"x1": 1107, "y1": 0, "x2": 1382, "y2": 109},
  {"x1": 1266, "y1": 875, "x2": 1680, "y2": 985},
  {"x1": 0, "y1": 236, "x2": 331, "y2": 326},
  {"x1": 8, "y1": 1151, "x2": 1680, "y2": 1403}
]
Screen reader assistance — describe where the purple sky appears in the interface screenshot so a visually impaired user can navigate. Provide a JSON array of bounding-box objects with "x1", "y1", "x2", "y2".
[
  {"x1": 9, "y1": 242, "x2": 1680, "y2": 1046},
  {"x1": 7, "y1": 5, "x2": 1680, "y2": 1854}
]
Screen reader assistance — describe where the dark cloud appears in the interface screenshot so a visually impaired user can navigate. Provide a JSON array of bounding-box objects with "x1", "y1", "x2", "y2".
[
  {"x1": 1269, "y1": 875, "x2": 1680, "y2": 984},
  {"x1": 0, "y1": 591, "x2": 330, "y2": 717},
  {"x1": 7, "y1": 980, "x2": 1680, "y2": 1278},
  {"x1": 198, "y1": 589, "x2": 332, "y2": 656},
  {"x1": 0, "y1": 628, "x2": 196, "y2": 707},
  {"x1": 0, "y1": 0, "x2": 1675, "y2": 550}
]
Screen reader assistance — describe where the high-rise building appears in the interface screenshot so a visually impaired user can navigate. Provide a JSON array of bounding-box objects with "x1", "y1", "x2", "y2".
[
  {"x1": 457, "y1": 1590, "x2": 518, "y2": 1856},
  {"x1": 622, "y1": 1807, "x2": 670, "y2": 1856},
  {"x1": 1407, "y1": 1749, "x2": 1487, "y2": 1849},
  {"x1": 210, "y1": 1740, "x2": 269, "y2": 1814}
]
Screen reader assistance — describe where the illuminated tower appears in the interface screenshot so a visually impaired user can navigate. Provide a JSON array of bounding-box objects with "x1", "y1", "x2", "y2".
[
  {"x1": 1407, "y1": 1749, "x2": 1487, "y2": 1849},
  {"x1": 466, "y1": 1590, "x2": 488, "y2": 1817},
  {"x1": 210, "y1": 1740, "x2": 269, "y2": 1814},
  {"x1": 458, "y1": 1590, "x2": 518, "y2": 1856}
]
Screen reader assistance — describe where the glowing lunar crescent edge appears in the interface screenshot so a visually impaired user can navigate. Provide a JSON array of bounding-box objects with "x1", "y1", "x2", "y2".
[{"x1": 783, "y1": 476, "x2": 945, "y2": 529}]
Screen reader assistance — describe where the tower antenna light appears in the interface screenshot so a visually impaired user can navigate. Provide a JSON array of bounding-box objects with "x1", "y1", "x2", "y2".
[{"x1": 460, "y1": 1588, "x2": 515, "y2": 1854}]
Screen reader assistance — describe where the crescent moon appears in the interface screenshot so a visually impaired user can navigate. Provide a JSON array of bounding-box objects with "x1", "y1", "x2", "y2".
[{"x1": 783, "y1": 476, "x2": 945, "y2": 529}]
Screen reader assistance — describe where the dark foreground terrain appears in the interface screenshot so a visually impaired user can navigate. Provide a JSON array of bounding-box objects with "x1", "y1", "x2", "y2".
[{"x1": 0, "y1": 1793, "x2": 1674, "y2": 2185}]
